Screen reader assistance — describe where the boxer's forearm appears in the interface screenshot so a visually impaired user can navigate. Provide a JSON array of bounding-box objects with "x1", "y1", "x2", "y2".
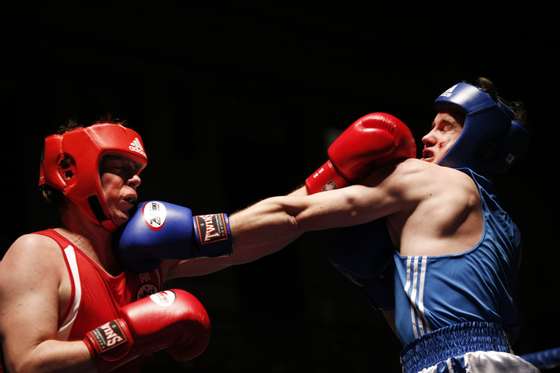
[
  {"x1": 6, "y1": 339, "x2": 95, "y2": 373},
  {"x1": 227, "y1": 185, "x2": 381, "y2": 264},
  {"x1": 162, "y1": 196, "x2": 305, "y2": 279},
  {"x1": 227, "y1": 197, "x2": 304, "y2": 265}
]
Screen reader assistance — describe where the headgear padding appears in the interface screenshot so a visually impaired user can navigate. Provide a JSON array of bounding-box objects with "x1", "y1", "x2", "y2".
[
  {"x1": 435, "y1": 82, "x2": 529, "y2": 176},
  {"x1": 39, "y1": 123, "x2": 148, "y2": 231}
]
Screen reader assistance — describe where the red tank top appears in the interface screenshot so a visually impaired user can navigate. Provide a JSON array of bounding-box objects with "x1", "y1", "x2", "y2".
[{"x1": 36, "y1": 229, "x2": 162, "y2": 370}]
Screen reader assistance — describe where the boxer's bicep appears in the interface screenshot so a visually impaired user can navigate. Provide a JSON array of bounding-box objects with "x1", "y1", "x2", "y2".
[
  {"x1": 290, "y1": 185, "x2": 390, "y2": 231},
  {"x1": 0, "y1": 235, "x2": 62, "y2": 370}
]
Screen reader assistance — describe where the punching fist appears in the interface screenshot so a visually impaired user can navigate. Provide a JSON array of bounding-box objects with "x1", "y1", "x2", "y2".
[
  {"x1": 306, "y1": 113, "x2": 416, "y2": 194},
  {"x1": 83, "y1": 289, "x2": 211, "y2": 372},
  {"x1": 117, "y1": 201, "x2": 232, "y2": 273}
]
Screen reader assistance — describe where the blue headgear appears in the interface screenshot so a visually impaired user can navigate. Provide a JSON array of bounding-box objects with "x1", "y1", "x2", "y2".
[{"x1": 434, "y1": 82, "x2": 529, "y2": 175}]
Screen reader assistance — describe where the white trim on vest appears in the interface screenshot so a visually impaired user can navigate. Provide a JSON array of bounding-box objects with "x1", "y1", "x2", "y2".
[{"x1": 57, "y1": 245, "x2": 82, "y2": 340}]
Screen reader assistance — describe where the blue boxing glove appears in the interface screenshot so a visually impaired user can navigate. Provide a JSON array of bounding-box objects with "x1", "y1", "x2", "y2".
[{"x1": 117, "y1": 201, "x2": 233, "y2": 273}]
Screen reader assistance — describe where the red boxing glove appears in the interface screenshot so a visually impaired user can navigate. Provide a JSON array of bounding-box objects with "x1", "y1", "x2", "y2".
[
  {"x1": 306, "y1": 112, "x2": 416, "y2": 194},
  {"x1": 83, "y1": 289, "x2": 210, "y2": 372}
]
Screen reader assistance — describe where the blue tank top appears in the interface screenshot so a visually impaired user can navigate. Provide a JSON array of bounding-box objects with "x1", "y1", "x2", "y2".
[{"x1": 393, "y1": 169, "x2": 521, "y2": 345}]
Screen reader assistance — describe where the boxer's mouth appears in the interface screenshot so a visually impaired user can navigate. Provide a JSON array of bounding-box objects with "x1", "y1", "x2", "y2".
[{"x1": 422, "y1": 149, "x2": 434, "y2": 161}]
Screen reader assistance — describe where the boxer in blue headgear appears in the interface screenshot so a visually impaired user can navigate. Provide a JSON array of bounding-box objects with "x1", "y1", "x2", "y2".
[
  {"x1": 310, "y1": 78, "x2": 537, "y2": 372},
  {"x1": 389, "y1": 79, "x2": 534, "y2": 372}
]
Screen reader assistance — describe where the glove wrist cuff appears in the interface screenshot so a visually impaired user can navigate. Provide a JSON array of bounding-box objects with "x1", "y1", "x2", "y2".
[
  {"x1": 84, "y1": 319, "x2": 136, "y2": 371},
  {"x1": 192, "y1": 213, "x2": 233, "y2": 257},
  {"x1": 305, "y1": 160, "x2": 349, "y2": 194}
]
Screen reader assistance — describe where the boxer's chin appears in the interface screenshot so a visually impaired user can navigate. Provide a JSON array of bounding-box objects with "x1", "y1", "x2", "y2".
[{"x1": 111, "y1": 210, "x2": 130, "y2": 227}]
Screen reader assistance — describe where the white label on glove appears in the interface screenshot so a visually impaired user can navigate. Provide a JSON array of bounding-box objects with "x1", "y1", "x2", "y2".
[
  {"x1": 142, "y1": 201, "x2": 167, "y2": 230},
  {"x1": 149, "y1": 290, "x2": 176, "y2": 307}
]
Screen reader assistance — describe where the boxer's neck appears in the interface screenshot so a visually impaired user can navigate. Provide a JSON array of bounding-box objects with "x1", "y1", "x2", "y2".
[{"x1": 58, "y1": 206, "x2": 121, "y2": 275}]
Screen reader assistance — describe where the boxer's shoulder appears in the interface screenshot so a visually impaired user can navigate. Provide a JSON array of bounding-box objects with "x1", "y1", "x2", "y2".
[
  {"x1": 430, "y1": 165, "x2": 481, "y2": 202},
  {"x1": 8, "y1": 232, "x2": 62, "y2": 254},
  {"x1": 373, "y1": 159, "x2": 479, "y2": 211},
  {"x1": 394, "y1": 160, "x2": 477, "y2": 191},
  {"x1": 0, "y1": 233, "x2": 67, "y2": 282}
]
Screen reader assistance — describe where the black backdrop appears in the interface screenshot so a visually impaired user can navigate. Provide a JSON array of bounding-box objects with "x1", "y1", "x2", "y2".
[{"x1": 1, "y1": 4, "x2": 559, "y2": 372}]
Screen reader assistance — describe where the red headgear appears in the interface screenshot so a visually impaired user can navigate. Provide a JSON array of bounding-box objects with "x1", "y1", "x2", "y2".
[{"x1": 38, "y1": 123, "x2": 148, "y2": 231}]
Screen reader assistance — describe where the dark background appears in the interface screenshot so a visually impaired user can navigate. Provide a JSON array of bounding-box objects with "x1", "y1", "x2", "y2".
[{"x1": 2, "y1": 4, "x2": 559, "y2": 372}]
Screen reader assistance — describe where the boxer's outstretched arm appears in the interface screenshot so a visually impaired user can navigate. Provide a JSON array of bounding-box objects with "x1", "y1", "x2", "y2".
[
  {"x1": 0, "y1": 235, "x2": 95, "y2": 373},
  {"x1": 164, "y1": 183, "x2": 391, "y2": 279},
  {"x1": 164, "y1": 160, "x2": 427, "y2": 280}
]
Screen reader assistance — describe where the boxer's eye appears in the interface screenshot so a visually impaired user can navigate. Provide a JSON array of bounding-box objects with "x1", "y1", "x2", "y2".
[{"x1": 100, "y1": 155, "x2": 142, "y2": 181}]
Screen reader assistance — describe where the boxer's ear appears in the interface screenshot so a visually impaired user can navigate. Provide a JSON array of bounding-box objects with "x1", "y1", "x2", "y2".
[{"x1": 58, "y1": 154, "x2": 76, "y2": 181}]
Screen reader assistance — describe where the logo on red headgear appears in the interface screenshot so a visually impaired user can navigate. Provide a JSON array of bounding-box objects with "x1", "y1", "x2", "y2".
[{"x1": 129, "y1": 137, "x2": 146, "y2": 157}]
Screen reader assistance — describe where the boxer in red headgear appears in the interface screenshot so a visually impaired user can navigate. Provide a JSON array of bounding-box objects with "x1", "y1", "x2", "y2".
[{"x1": 0, "y1": 122, "x2": 211, "y2": 373}]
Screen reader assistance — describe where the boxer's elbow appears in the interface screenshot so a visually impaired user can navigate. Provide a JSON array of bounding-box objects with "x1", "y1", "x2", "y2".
[
  {"x1": 9, "y1": 349, "x2": 55, "y2": 373},
  {"x1": 9, "y1": 340, "x2": 95, "y2": 373},
  {"x1": 11, "y1": 357, "x2": 48, "y2": 373}
]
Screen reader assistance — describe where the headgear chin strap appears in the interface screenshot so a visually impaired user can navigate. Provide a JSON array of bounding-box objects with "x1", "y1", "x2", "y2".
[
  {"x1": 435, "y1": 82, "x2": 529, "y2": 176},
  {"x1": 39, "y1": 123, "x2": 148, "y2": 231}
]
